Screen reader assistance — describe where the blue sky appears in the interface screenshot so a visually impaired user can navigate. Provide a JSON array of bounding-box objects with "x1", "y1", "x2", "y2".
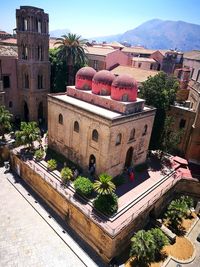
[{"x1": 1, "y1": 0, "x2": 200, "y2": 37}]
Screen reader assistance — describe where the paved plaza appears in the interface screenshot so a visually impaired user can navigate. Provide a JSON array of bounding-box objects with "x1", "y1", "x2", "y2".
[{"x1": 0, "y1": 166, "x2": 102, "y2": 267}]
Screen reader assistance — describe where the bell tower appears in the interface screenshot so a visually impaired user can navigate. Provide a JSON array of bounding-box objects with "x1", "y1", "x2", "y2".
[{"x1": 16, "y1": 6, "x2": 50, "y2": 122}]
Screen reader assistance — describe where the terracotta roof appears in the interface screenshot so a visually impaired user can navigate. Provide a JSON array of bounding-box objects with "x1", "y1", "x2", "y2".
[
  {"x1": 0, "y1": 38, "x2": 17, "y2": 45},
  {"x1": 111, "y1": 66, "x2": 159, "y2": 83},
  {"x1": 0, "y1": 45, "x2": 18, "y2": 57},
  {"x1": 122, "y1": 47, "x2": 156, "y2": 55},
  {"x1": 132, "y1": 57, "x2": 156, "y2": 63},
  {"x1": 183, "y1": 50, "x2": 200, "y2": 61},
  {"x1": 104, "y1": 41, "x2": 124, "y2": 48},
  {"x1": 84, "y1": 46, "x2": 116, "y2": 56}
]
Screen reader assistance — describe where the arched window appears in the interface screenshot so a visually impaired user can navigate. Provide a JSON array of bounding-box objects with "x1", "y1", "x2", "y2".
[
  {"x1": 74, "y1": 121, "x2": 79, "y2": 133},
  {"x1": 58, "y1": 113, "x2": 63, "y2": 125},
  {"x1": 129, "y1": 128, "x2": 135, "y2": 141},
  {"x1": 116, "y1": 133, "x2": 122, "y2": 145},
  {"x1": 92, "y1": 129, "x2": 98, "y2": 142},
  {"x1": 143, "y1": 124, "x2": 148, "y2": 136}
]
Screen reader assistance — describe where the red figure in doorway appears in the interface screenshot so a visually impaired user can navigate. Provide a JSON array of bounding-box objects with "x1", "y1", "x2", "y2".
[{"x1": 129, "y1": 171, "x2": 134, "y2": 182}]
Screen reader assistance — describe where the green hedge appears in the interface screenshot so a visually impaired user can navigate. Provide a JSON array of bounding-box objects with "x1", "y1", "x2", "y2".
[
  {"x1": 74, "y1": 176, "x2": 93, "y2": 196},
  {"x1": 93, "y1": 193, "x2": 118, "y2": 216}
]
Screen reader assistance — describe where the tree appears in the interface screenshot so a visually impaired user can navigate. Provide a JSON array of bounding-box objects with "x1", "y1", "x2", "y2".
[
  {"x1": 55, "y1": 33, "x2": 88, "y2": 85},
  {"x1": 15, "y1": 121, "x2": 40, "y2": 150},
  {"x1": 139, "y1": 72, "x2": 179, "y2": 149},
  {"x1": 49, "y1": 48, "x2": 67, "y2": 92},
  {"x1": 160, "y1": 116, "x2": 183, "y2": 154},
  {"x1": 130, "y1": 230, "x2": 156, "y2": 265},
  {"x1": 165, "y1": 198, "x2": 188, "y2": 228},
  {"x1": 0, "y1": 106, "x2": 12, "y2": 139},
  {"x1": 93, "y1": 173, "x2": 116, "y2": 195},
  {"x1": 150, "y1": 228, "x2": 169, "y2": 255}
]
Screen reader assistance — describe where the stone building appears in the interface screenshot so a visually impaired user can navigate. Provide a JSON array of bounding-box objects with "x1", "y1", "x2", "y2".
[
  {"x1": 85, "y1": 46, "x2": 129, "y2": 71},
  {"x1": 16, "y1": 6, "x2": 50, "y2": 122},
  {"x1": 48, "y1": 67, "x2": 156, "y2": 177},
  {"x1": 0, "y1": 6, "x2": 50, "y2": 123},
  {"x1": 168, "y1": 50, "x2": 200, "y2": 165}
]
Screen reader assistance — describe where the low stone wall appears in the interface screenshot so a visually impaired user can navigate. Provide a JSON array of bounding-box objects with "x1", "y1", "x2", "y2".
[{"x1": 10, "y1": 152, "x2": 200, "y2": 262}]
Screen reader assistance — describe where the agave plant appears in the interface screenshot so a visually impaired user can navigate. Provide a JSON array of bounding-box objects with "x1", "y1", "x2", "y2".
[{"x1": 93, "y1": 173, "x2": 116, "y2": 195}]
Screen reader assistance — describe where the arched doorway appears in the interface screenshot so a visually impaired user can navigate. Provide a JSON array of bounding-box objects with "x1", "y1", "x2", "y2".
[
  {"x1": 38, "y1": 102, "x2": 43, "y2": 120},
  {"x1": 125, "y1": 147, "x2": 133, "y2": 168},
  {"x1": 24, "y1": 101, "x2": 29, "y2": 122},
  {"x1": 89, "y1": 154, "x2": 96, "y2": 176}
]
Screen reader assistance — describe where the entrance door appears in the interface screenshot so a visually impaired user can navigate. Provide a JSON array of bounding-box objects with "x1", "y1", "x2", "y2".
[
  {"x1": 125, "y1": 147, "x2": 133, "y2": 168},
  {"x1": 24, "y1": 101, "x2": 29, "y2": 122},
  {"x1": 38, "y1": 102, "x2": 43, "y2": 122}
]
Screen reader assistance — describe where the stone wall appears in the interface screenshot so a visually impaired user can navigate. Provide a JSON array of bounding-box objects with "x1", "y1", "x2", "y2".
[{"x1": 10, "y1": 153, "x2": 200, "y2": 262}]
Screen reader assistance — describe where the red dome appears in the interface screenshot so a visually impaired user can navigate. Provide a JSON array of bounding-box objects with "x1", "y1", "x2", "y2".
[
  {"x1": 92, "y1": 70, "x2": 115, "y2": 95},
  {"x1": 75, "y1": 67, "x2": 96, "y2": 90},
  {"x1": 111, "y1": 74, "x2": 138, "y2": 102}
]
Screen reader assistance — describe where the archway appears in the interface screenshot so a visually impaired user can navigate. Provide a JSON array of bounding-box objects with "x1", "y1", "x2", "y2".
[
  {"x1": 24, "y1": 101, "x2": 29, "y2": 122},
  {"x1": 38, "y1": 102, "x2": 43, "y2": 123},
  {"x1": 125, "y1": 147, "x2": 133, "y2": 168},
  {"x1": 89, "y1": 154, "x2": 96, "y2": 175}
]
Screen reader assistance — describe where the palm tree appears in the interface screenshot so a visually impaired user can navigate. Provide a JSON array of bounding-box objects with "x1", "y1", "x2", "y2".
[
  {"x1": 165, "y1": 198, "x2": 188, "y2": 228},
  {"x1": 93, "y1": 173, "x2": 116, "y2": 195},
  {"x1": 0, "y1": 106, "x2": 12, "y2": 139},
  {"x1": 130, "y1": 230, "x2": 156, "y2": 265},
  {"x1": 15, "y1": 121, "x2": 41, "y2": 150},
  {"x1": 55, "y1": 33, "x2": 88, "y2": 85},
  {"x1": 150, "y1": 228, "x2": 169, "y2": 255}
]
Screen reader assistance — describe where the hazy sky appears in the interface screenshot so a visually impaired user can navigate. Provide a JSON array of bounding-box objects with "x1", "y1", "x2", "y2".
[{"x1": 1, "y1": 0, "x2": 200, "y2": 38}]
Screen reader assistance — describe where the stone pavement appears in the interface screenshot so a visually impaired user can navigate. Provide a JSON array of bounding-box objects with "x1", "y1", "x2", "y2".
[
  {"x1": 165, "y1": 218, "x2": 200, "y2": 267},
  {"x1": 0, "y1": 166, "x2": 104, "y2": 267}
]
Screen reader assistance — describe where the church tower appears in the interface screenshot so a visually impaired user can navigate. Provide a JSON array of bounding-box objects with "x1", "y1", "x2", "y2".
[{"x1": 16, "y1": 6, "x2": 50, "y2": 122}]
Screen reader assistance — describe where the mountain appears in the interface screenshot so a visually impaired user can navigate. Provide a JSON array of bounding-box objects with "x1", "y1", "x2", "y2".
[
  {"x1": 50, "y1": 28, "x2": 70, "y2": 38},
  {"x1": 92, "y1": 19, "x2": 200, "y2": 51}
]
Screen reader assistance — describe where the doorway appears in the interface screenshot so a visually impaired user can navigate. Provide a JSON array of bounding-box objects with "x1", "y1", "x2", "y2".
[
  {"x1": 24, "y1": 101, "x2": 29, "y2": 122},
  {"x1": 125, "y1": 147, "x2": 133, "y2": 168},
  {"x1": 38, "y1": 102, "x2": 43, "y2": 123}
]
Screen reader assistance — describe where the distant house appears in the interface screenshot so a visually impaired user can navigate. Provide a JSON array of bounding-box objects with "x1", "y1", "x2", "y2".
[
  {"x1": 111, "y1": 65, "x2": 159, "y2": 86},
  {"x1": 131, "y1": 57, "x2": 159, "y2": 71},
  {"x1": 85, "y1": 46, "x2": 129, "y2": 71}
]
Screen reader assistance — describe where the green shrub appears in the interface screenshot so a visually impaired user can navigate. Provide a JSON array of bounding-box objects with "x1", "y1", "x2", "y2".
[
  {"x1": 113, "y1": 175, "x2": 126, "y2": 186},
  {"x1": 47, "y1": 159, "x2": 57, "y2": 171},
  {"x1": 34, "y1": 149, "x2": 44, "y2": 161},
  {"x1": 74, "y1": 176, "x2": 93, "y2": 196},
  {"x1": 93, "y1": 193, "x2": 118, "y2": 216},
  {"x1": 61, "y1": 167, "x2": 73, "y2": 184}
]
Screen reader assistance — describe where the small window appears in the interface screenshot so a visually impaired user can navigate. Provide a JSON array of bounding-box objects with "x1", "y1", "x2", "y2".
[
  {"x1": 74, "y1": 121, "x2": 79, "y2": 133},
  {"x1": 58, "y1": 114, "x2": 63, "y2": 124},
  {"x1": 179, "y1": 119, "x2": 186, "y2": 129},
  {"x1": 129, "y1": 128, "x2": 135, "y2": 141},
  {"x1": 116, "y1": 133, "x2": 122, "y2": 145},
  {"x1": 150, "y1": 63, "x2": 153, "y2": 70},
  {"x1": 37, "y1": 46, "x2": 43, "y2": 61},
  {"x1": 138, "y1": 63, "x2": 142, "y2": 68},
  {"x1": 9, "y1": 101, "x2": 13, "y2": 108},
  {"x1": 3, "y1": 76, "x2": 10, "y2": 88},
  {"x1": 142, "y1": 124, "x2": 148, "y2": 136},
  {"x1": 38, "y1": 75, "x2": 43, "y2": 89},
  {"x1": 92, "y1": 129, "x2": 98, "y2": 142},
  {"x1": 190, "y1": 68, "x2": 194, "y2": 79},
  {"x1": 22, "y1": 45, "x2": 28, "y2": 60},
  {"x1": 24, "y1": 74, "x2": 29, "y2": 89}
]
